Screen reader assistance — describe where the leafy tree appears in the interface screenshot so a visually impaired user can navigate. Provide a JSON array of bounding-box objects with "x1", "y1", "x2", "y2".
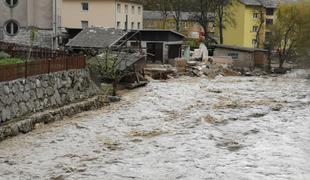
[
  {"x1": 88, "y1": 50, "x2": 131, "y2": 96},
  {"x1": 270, "y1": 1, "x2": 310, "y2": 68}
]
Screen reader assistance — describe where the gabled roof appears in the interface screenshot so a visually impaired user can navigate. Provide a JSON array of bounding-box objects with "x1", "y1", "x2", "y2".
[
  {"x1": 66, "y1": 28, "x2": 186, "y2": 49},
  {"x1": 239, "y1": 0, "x2": 278, "y2": 8},
  {"x1": 66, "y1": 27, "x2": 127, "y2": 48}
]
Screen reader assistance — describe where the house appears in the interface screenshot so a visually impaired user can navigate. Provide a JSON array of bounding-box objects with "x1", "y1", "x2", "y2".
[
  {"x1": 213, "y1": 44, "x2": 268, "y2": 69},
  {"x1": 0, "y1": 0, "x2": 144, "y2": 48},
  {"x1": 223, "y1": 0, "x2": 278, "y2": 48},
  {"x1": 0, "y1": 0, "x2": 61, "y2": 48},
  {"x1": 61, "y1": 0, "x2": 143, "y2": 30},
  {"x1": 67, "y1": 28, "x2": 186, "y2": 64},
  {"x1": 143, "y1": 10, "x2": 215, "y2": 39}
]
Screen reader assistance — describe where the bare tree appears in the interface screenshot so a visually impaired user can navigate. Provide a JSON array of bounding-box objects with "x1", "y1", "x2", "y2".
[
  {"x1": 215, "y1": 0, "x2": 235, "y2": 44},
  {"x1": 158, "y1": 0, "x2": 171, "y2": 29},
  {"x1": 254, "y1": 0, "x2": 266, "y2": 48},
  {"x1": 192, "y1": 0, "x2": 217, "y2": 44}
]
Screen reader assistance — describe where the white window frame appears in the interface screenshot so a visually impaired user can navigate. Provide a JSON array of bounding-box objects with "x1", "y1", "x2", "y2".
[
  {"x1": 81, "y1": 21, "x2": 89, "y2": 28},
  {"x1": 125, "y1": 4, "x2": 128, "y2": 14},
  {"x1": 117, "y1": 3, "x2": 121, "y2": 13},
  {"x1": 81, "y1": 2, "x2": 89, "y2": 11},
  {"x1": 253, "y1": 12, "x2": 259, "y2": 19},
  {"x1": 132, "y1": 5, "x2": 135, "y2": 14},
  {"x1": 252, "y1": 26, "x2": 258, "y2": 32},
  {"x1": 131, "y1": 22, "x2": 134, "y2": 29},
  {"x1": 137, "y1": 22, "x2": 141, "y2": 29}
]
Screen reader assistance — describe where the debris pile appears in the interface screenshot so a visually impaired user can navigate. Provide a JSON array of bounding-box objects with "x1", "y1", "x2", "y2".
[
  {"x1": 186, "y1": 59, "x2": 241, "y2": 78},
  {"x1": 144, "y1": 64, "x2": 177, "y2": 80}
]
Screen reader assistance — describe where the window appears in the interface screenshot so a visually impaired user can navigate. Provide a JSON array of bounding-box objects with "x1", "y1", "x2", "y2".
[
  {"x1": 252, "y1": 26, "x2": 258, "y2": 32},
  {"x1": 253, "y1": 12, "x2": 259, "y2": 19},
  {"x1": 131, "y1": 22, "x2": 134, "y2": 29},
  {"x1": 117, "y1": 21, "x2": 121, "y2": 29},
  {"x1": 81, "y1": 2, "x2": 89, "y2": 11},
  {"x1": 265, "y1": 32, "x2": 272, "y2": 43},
  {"x1": 252, "y1": 39, "x2": 257, "y2": 47},
  {"x1": 5, "y1": 0, "x2": 18, "y2": 7},
  {"x1": 266, "y1": 19, "x2": 273, "y2": 25},
  {"x1": 137, "y1": 22, "x2": 141, "y2": 29},
  {"x1": 132, "y1": 6, "x2": 135, "y2": 14},
  {"x1": 228, "y1": 53, "x2": 238, "y2": 60},
  {"x1": 5, "y1": 20, "x2": 19, "y2": 36},
  {"x1": 266, "y1": 8, "x2": 274, "y2": 16},
  {"x1": 138, "y1": 6, "x2": 142, "y2": 15},
  {"x1": 117, "y1": 3, "x2": 121, "y2": 13},
  {"x1": 125, "y1": 21, "x2": 128, "y2": 29},
  {"x1": 81, "y1": 21, "x2": 88, "y2": 28},
  {"x1": 125, "y1": 4, "x2": 128, "y2": 14}
]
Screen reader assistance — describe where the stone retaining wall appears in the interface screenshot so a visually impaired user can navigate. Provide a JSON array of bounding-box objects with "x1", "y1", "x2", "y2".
[
  {"x1": 0, "y1": 69, "x2": 99, "y2": 123},
  {"x1": 0, "y1": 96, "x2": 106, "y2": 141}
]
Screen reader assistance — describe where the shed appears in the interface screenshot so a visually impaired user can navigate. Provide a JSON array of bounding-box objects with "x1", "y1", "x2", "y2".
[
  {"x1": 126, "y1": 29, "x2": 186, "y2": 64},
  {"x1": 66, "y1": 28, "x2": 186, "y2": 64},
  {"x1": 213, "y1": 44, "x2": 268, "y2": 69}
]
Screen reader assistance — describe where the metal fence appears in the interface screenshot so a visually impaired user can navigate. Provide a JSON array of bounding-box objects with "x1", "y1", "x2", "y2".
[
  {"x1": 0, "y1": 41, "x2": 67, "y2": 59},
  {"x1": 0, "y1": 41, "x2": 86, "y2": 82}
]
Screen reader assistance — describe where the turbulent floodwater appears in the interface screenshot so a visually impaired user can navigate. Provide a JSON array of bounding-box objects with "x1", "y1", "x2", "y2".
[{"x1": 0, "y1": 73, "x2": 310, "y2": 180}]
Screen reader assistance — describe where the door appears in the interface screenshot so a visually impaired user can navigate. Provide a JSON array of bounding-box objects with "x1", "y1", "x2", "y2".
[{"x1": 147, "y1": 43, "x2": 163, "y2": 63}]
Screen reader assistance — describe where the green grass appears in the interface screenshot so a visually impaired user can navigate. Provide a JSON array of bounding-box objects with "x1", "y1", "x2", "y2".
[{"x1": 0, "y1": 58, "x2": 24, "y2": 65}]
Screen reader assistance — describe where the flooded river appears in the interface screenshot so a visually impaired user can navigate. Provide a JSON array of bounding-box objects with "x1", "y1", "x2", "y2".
[{"x1": 0, "y1": 73, "x2": 309, "y2": 180}]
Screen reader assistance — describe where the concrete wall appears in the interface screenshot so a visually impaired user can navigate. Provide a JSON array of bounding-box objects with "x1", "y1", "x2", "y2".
[
  {"x1": 0, "y1": 0, "x2": 58, "y2": 48},
  {"x1": 0, "y1": 0, "x2": 55, "y2": 29},
  {"x1": 1, "y1": 28, "x2": 53, "y2": 48},
  {"x1": 0, "y1": 69, "x2": 98, "y2": 124},
  {"x1": 214, "y1": 48, "x2": 255, "y2": 69},
  {"x1": 0, "y1": 0, "x2": 28, "y2": 27}
]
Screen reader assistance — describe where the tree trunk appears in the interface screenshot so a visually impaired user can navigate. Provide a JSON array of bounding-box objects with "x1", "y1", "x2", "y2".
[
  {"x1": 267, "y1": 48, "x2": 272, "y2": 73},
  {"x1": 112, "y1": 80, "x2": 117, "y2": 96},
  {"x1": 219, "y1": 15, "x2": 223, "y2": 44}
]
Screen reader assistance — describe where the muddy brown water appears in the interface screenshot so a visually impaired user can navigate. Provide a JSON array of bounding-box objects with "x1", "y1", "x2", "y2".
[{"x1": 0, "y1": 74, "x2": 309, "y2": 180}]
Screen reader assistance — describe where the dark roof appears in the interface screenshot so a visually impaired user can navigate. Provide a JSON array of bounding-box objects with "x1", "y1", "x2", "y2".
[
  {"x1": 144, "y1": 11, "x2": 195, "y2": 21},
  {"x1": 66, "y1": 27, "x2": 127, "y2": 48},
  {"x1": 239, "y1": 0, "x2": 278, "y2": 8},
  {"x1": 128, "y1": 29, "x2": 186, "y2": 42},
  {"x1": 214, "y1": 44, "x2": 268, "y2": 52},
  {"x1": 116, "y1": 53, "x2": 145, "y2": 71},
  {"x1": 143, "y1": 11, "x2": 214, "y2": 21}
]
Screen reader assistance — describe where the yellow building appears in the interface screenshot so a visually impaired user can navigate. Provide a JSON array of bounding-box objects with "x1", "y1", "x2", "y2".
[
  {"x1": 61, "y1": 0, "x2": 143, "y2": 30},
  {"x1": 223, "y1": 0, "x2": 277, "y2": 48}
]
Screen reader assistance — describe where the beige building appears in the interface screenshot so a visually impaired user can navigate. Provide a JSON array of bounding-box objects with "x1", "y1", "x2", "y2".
[
  {"x1": 0, "y1": 0, "x2": 143, "y2": 48},
  {"x1": 61, "y1": 0, "x2": 143, "y2": 30}
]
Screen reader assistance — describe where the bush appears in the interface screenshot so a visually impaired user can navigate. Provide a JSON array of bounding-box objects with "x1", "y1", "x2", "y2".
[{"x1": 0, "y1": 58, "x2": 24, "y2": 65}]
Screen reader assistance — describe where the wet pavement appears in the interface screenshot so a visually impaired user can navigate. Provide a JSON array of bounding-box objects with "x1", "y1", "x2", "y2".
[{"x1": 0, "y1": 73, "x2": 310, "y2": 180}]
